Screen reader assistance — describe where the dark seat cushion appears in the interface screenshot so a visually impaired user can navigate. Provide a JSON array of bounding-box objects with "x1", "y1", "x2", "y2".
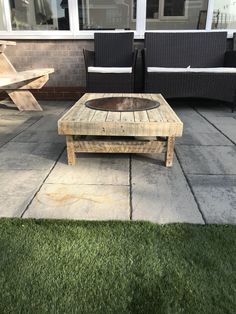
[{"x1": 95, "y1": 32, "x2": 134, "y2": 67}]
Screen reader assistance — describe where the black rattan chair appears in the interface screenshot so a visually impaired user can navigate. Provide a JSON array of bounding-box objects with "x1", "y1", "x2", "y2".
[
  {"x1": 83, "y1": 32, "x2": 137, "y2": 93},
  {"x1": 143, "y1": 32, "x2": 236, "y2": 111}
]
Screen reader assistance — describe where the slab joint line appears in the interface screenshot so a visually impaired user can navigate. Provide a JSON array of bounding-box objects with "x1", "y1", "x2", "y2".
[
  {"x1": 20, "y1": 146, "x2": 66, "y2": 218},
  {"x1": 193, "y1": 107, "x2": 236, "y2": 146},
  {"x1": 175, "y1": 149, "x2": 207, "y2": 224},
  {"x1": 129, "y1": 154, "x2": 133, "y2": 221},
  {"x1": 3, "y1": 115, "x2": 44, "y2": 146}
]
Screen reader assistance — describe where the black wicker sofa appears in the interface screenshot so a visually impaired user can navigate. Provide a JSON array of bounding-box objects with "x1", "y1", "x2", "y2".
[{"x1": 143, "y1": 32, "x2": 236, "y2": 111}]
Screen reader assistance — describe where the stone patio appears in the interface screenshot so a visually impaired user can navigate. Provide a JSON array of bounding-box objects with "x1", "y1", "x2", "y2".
[{"x1": 0, "y1": 99, "x2": 235, "y2": 224}]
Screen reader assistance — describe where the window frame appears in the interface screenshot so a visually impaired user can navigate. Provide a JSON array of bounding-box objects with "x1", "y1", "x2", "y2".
[{"x1": 0, "y1": 0, "x2": 235, "y2": 39}]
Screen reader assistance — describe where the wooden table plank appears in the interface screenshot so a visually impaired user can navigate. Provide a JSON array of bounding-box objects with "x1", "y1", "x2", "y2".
[
  {"x1": 0, "y1": 69, "x2": 54, "y2": 88},
  {"x1": 78, "y1": 107, "x2": 96, "y2": 122},
  {"x1": 91, "y1": 109, "x2": 108, "y2": 122},
  {"x1": 90, "y1": 93, "x2": 108, "y2": 122},
  {"x1": 0, "y1": 41, "x2": 16, "y2": 46},
  {"x1": 106, "y1": 111, "x2": 121, "y2": 122}
]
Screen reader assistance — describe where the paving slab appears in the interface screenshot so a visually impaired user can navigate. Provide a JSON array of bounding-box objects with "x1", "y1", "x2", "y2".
[
  {"x1": 0, "y1": 103, "x2": 20, "y2": 116},
  {"x1": 131, "y1": 154, "x2": 204, "y2": 224},
  {"x1": 199, "y1": 117, "x2": 236, "y2": 144},
  {"x1": 0, "y1": 115, "x2": 41, "y2": 143},
  {"x1": 20, "y1": 114, "x2": 61, "y2": 131},
  {"x1": 0, "y1": 142, "x2": 65, "y2": 170},
  {"x1": 176, "y1": 130, "x2": 232, "y2": 146},
  {"x1": 12, "y1": 129, "x2": 65, "y2": 143},
  {"x1": 188, "y1": 175, "x2": 236, "y2": 224},
  {"x1": 195, "y1": 103, "x2": 236, "y2": 118},
  {"x1": 174, "y1": 108, "x2": 229, "y2": 131},
  {"x1": 24, "y1": 183, "x2": 130, "y2": 220},
  {"x1": 40, "y1": 101, "x2": 73, "y2": 115},
  {"x1": 46, "y1": 152, "x2": 129, "y2": 185},
  {"x1": 176, "y1": 145, "x2": 236, "y2": 175},
  {"x1": 16, "y1": 101, "x2": 72, "y2": 117},
  {"x1": 0, "y1": 170, "x2": 48, "y2": 217}
]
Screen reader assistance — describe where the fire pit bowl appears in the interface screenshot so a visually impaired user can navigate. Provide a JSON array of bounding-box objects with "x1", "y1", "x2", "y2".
[{"x1": 85, "y1": 97, "x2": 160, "y2": 112}]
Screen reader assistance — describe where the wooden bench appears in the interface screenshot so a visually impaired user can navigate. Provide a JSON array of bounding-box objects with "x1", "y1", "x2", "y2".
[{"x1": 0, "y1": 40, "x2": 54, "y2": 111}]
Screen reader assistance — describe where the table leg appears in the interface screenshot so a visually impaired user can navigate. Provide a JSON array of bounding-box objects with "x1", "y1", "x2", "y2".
[
  {"x1": 66, "y1": 136, "x2": 76, "y2": 166},
  {"x1": 165, "y1": 136, "x2": 175, "y2": 167}
]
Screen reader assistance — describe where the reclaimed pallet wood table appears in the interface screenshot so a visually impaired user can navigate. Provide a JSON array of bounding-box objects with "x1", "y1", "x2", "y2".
[
  {"x1": 0, "y1": 40, "x2": 54, "y2": 111},
  {"x1": 58, "y1": 93, "x2": 183, "y2": 167}
]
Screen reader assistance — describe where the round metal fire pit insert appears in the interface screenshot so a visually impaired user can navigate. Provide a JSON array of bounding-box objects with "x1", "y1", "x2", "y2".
[{"x1": 85, "y1": 97, "x2": 160, "y2": 112}]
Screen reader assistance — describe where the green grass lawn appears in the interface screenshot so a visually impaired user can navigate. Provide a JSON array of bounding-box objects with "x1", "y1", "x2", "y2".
[{"x1": 0, "y1": 219, "x2": 235, "y2": 314}]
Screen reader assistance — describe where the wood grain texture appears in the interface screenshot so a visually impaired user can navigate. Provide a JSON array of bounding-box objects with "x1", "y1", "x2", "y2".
[
  {"x1": 0, "y1": 41, "x2": 16, "y2": 46},
  {"x1": 58, "y1": 93, "x2": 183, "y2": 137},
  {"x1": 66, "y1": 136, "x2": 76, "y2": 166},
  {"x1": 59, "y1": 93, "x2": 183, "y2": 167},
  {"x1": 165, "y1": 136, "x2": 175, "y2": 167},
  {"x1": 0, "y1": 43, "x2": 54, "y2": 111},
  {"x1": 0, "y1": 69, "x2": 54, "y2": 88},
  {"x1": 7, "y1": 90, "x2": 43, "y2": 111},
  {"x1": 74, "y1": 139, "x2": 167, "y2": 154}
]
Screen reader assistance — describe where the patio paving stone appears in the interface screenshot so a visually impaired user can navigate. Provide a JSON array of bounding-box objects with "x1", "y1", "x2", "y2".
[
  {"x1": 175, "y1": 145, "x2": 236, "y2": 175},
  {"x1": 197, "y1": 116, "x2": 236, "y2": 144},
  {"x1": 0, "y1": 103, "x2": 20, "y2": 116},
  {"x1": 46, "y1": 152, "x2": 129, "y2": 186},
  {"x1": 176, "y1": 131, "x2": 232, "y2": 146},
  {"x1": 12, "y1": 129, "x2": 65, "y2": 143},
  {"x1": 23, "y1": 183, "x2": 130, "y2": 220},
  {"x1": 174, "y1": 109, "x2": 232, "y2": 145},
  {"x1": 12, "y1": 112, "x2": 70, "y2": 143},
  {"x1": 173, "y1": 108, "x2": 221, "y2": 131},
  {"x1": 194, "y1": 103, "x2": 236, "y2": 118},
  {"x1": 0, "y1": 170, "x2": 48, "y2": 217},
  {"x1": 21, "y1": 114, "x2": 62, "y2": 131},
  {"x1": 131, "y1": 154, "x2": 204, "y2": 224},
  {"x1": 0, "y1": 142, "x2": 65, "y2": 170},
  {"x1": 188, "y1": 175, "x2": 236, "y2": 224},
  {"x1": 0, "y1": 115, "x2": 41, "y2": 143}
]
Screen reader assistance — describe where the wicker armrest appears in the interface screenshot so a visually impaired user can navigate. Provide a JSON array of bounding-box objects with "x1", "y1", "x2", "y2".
[
  {"x1": 83, "y1": 49, "x2": 95, "y2": 68},
  {"x1": 132, "y1": 49, "x2": 138, "y2": 72},
  {"x1": 224, "y1": 51, "x2": 236, "y2": 67},
  {"x1": 141, "y1": 48, "x2": 146, "y2": 71}
]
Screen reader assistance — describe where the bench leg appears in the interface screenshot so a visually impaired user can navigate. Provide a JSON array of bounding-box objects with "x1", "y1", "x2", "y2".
[
  {"x1": 165, "y1": 136, "x2": 175, "y2": 167},
  {"x1": 66, "y1": 136, "x2": 76, "y2": 166},
  {"x1": 6, "y1": 90, "x2": 43, "y2": 111}
]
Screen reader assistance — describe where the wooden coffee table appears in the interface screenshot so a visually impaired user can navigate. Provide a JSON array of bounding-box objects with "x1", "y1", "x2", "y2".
[{"x1": 58, "y1": 93, "x2": 183, "y2": 167}]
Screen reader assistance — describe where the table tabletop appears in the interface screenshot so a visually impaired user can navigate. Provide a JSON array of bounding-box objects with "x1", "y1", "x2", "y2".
[{"x1": 58, "y1": 93, "x2": 183, "y2": 137}]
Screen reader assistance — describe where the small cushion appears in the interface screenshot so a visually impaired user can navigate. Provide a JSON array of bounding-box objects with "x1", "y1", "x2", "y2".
[
  {"x1": 147, "y1": 67, "x2": 189, "y2": 73},
  {"x1": 188, "y1": 67, "x2": 236, "y2": 73},
  {"x1": 147, "y1": 67, "x2": 236, "y2": 73},
  {"x1": 88, "y1": 66, "x2": 132, "y2": 74}
]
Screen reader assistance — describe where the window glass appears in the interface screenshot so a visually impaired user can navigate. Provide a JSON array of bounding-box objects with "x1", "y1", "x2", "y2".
[
  {"x1": 9, "y1": 0, "x2": 70, "y2": 30},
  {"x1": 0, "y1": 4, "x2": 7, "y2": 30},
  {"x1": 146, "y1": 0, "x2": 159, "y2": 19},
  {"x1": 146, "y1": 0, "x2": 209, "y2": 30},
  {"x1": 212, "y1": 0, "x2": 236, "y2": 29},
  {"x1": 164, "y1": 0, "x2": 185, "y2": 17},
  {"x1": 78, "y1": 0, "x2": 136, "y2": 30}
]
